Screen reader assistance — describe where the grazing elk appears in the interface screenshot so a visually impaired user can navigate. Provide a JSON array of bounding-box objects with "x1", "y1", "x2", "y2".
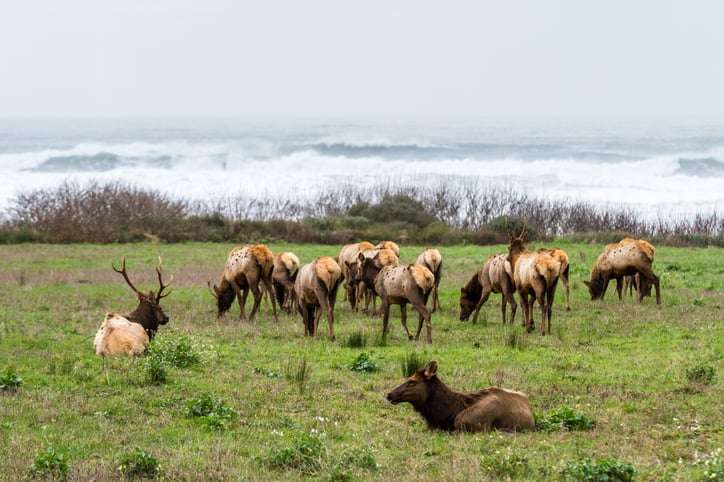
[
  {"x1": 386, "y1": 360, "x2": 535, "y2": 432},
  {"x1": 507, "y1": 225, "x2": 562, "y2": 335},
  {"x1": 339, "y1": 241, "x2": 375, "y2": 310},
  {"x1": 208, "y1": 244, "x2": 279, "y2": 322},
  {"x1": 416, "y1": 248, "x2": 443, "y2": 312},
  {"x1": 584, "y1": 237, "x2": 660, "y2": 304},
  {"x1": 539, "y1": 248, "x2": 571, "y2": 311},
  {"x1": 94, "y1": 257, "x2": 173, "y2": 357},
  {"x1": 361, "y1": 260, "x2": 435, "y2": 342},
  {"x1": 294, "y1": 256, "x2": 342, "y2": 339},
  {"x1": 354, "y1": 248, "x2": 400, "y2": 314},
  {"x1": 459, "y1": 254, "x2": 517, "y2": 325},
  {"x1": 624, "y1": 273, "x2": 652, "y2": 299},
  {"x1": 272, "y1": 252, "x2": 300, "y2": 313},
  {"x1": 376, "y1": 240, "x2": 400, "y2": 256}
]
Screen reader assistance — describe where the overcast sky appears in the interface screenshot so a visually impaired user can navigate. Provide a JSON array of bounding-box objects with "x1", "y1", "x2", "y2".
[{"x1": 1, "y1": 1, "x2": 723, "y2": 120}]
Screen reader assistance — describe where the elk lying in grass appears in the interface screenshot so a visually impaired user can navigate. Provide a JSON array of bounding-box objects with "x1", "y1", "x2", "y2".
[
  {"x1": 208, "y1": 244, "x2": 279, "y2": 322},
  {"x1": 507, "y1": 225, "x2": 562, "y2": 335},
  {"x1": 339, "y1": 241, "x2": 375, "y2": 310},
  {"x1": 459, "y1": 254, "x2": 516, "y2": 325},
  {"x1": 272, "y1": 252, "x2": 300, "y2": 313},
  {"x1": 354, "y1": 248, "x2": 400, "y2": 313},
  {"x1": 386, "y1": 360, "x2": 534, "y2": 432},
  {"x1": 416, "y1": 248, "x2": 443, "y2": 312},
  {"x1": 294, "y1": 256, "x2": 342, "y2": 339},
  {"x1": 584, "y1": 237, "x2": 660, "y2": 304},
  {"x1": 376, "y1": 240, "x2": 400, "y2": 256},
  {"x1": 360, "y1": 259, "x2": 435, "y2": 342},
  {"x1": 94, "y1": 257, "x2": 172, "y2": 357},
  {"x1": 539, "y1": 248, "x2": 571, "y2": 311}
]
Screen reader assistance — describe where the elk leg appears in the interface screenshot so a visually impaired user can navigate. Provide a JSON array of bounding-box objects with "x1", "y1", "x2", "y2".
[
  {"x1": 412, "y1": 300, "x2": 432, "y2": 343},
  {"x1": 615, "y1": 277, "x2": 623, "y2": 301},
  {"x1": 381, "y1": 297, "x2": 391, "y2": 340},
  {"x1": 509, "y1": 293, "x2": 517, "y2": 326},
  {"x1": 315, "y1": 286, "x2": 335, "y2": 340},
  {"x1": 399, "y1": 303, "x2": 413, "y2": 340},
  {"x1": 500, "y1": 295, "x2": 507, "y2": 324},
  {"x1": 601, "y1": 275, "x2": 610, "y2": 300},
  {"x1": 248, "y1": 281, "x2": 263, "y2": 322},
  {"x1": 562, "y1": 271, "x2": 571, "y2": 311},
  {"x1": 536, "y1": 288, "x2": 547, "y2": 336},
  {"x1": 518, "y1": 291, "x2": 529, "y2": 331},
  {"x1": 638, "y1": 268, "x2": 661, "y2": 305},
  {"x1": 261, "y1": 277, "x2": 279, "y2": 322},
  {"x1": 472, "y1": 287, "x2": 491, "y2": 324},
  {"x1": 230, "y1": 280, "x2": 247, "y2": 321}
]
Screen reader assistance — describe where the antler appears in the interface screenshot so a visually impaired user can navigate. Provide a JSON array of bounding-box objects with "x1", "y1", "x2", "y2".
[
  {"x1": 155, "y1": 256, "x2": 173, "y2": 302},
  {"x1": 112, "y1": 257, "x2": 142, "y2": 296},
  {"x1": 519, "y1": 221, "x2": 528, "y2": 240}
]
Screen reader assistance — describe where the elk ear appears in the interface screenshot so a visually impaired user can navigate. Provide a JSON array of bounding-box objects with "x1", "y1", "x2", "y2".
[
  {"x1": 358, "y1": 252, "x2": 365, "y2": 262},
  {"x1": 583, "y1": 280, "x2": 591, "y2": 287},
  {"x1": 423, "y1": 361, "x2": 438, "y2": 379},
  {"x1": 460, "y1": 287, "x2": 466, "y2": 294}
]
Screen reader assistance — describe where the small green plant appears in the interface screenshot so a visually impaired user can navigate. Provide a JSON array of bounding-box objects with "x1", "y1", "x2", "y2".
[
  {"x1": 118, "y1": 448, "x2": 160, "y2": 479},
  {"x1": 147, "y1": 335, "x2": 201, "y2": 369},
  {"x1": 266, "y1": 431, "x2": 324, "y2": 474},
  {"x1": 561, "y1": 457, "x2": 635, "y2": 482},
  {"x1": 30, "y1": 445, "x2": 69, "y2": 480},
  {"x1": 253, "y1": 367, "x2": 282, "y2": 378},
  {"x1": 350, "y1": 352, "x2": 379, "y2": 373},
  {"x1": 480, "y1": 450, "x2": 531, "y2": 478},
  {"x1": 185, "y1": 393, "x2": 237, "y2": 431},
  {"x1": 285, "y1": 358, "x2": 311, "y2": 394},
  {"x1": 0, "y1": 367, "x2": 23, "y2": 391},
  {"x1": 686, "y1": 364, "x2": 715, "y2": 385},
  {"x1": 400, "y1": 352, "x2": 425, "y2": 377},
  {"x1": 143, "y1": 353, "x2": 167, "y2": 385},
  {"x1": 694, "y1": 449, "x2": 723, "y2": 481},
  {"x1": 343, "y1": 331, "x2": 367, "y2": 349},
  {"x1": 536, "y1": 406, "x2": 595, "y2": 431}
]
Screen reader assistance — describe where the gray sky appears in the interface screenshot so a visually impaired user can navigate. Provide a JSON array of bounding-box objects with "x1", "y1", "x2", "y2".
[{"x1": 1, "y1": 0, "x2": 723, "y2": 120}]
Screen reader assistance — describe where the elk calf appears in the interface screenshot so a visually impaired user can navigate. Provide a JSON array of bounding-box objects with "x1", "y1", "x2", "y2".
[
  {"x1": 208, "y1": 244, "x2": 279, "y2": 322},
  {"x1": 272, "y1": 252, "x2": 300, "y2": 313},
  {"x1": 585, "y1": 237, "x2": 660, "y2": 304},
  {"x1": 459, "y1": 254, "x2": 516, "y2": 325},
  {"x1": 386, "y1": 361, "x2": 534, "y2": 432},
  {"x1": 339, "y1": 241, "x2": 375, "y2": 310},
  {"x1": 416, "y1": 248, "x2": 443, "y2": 312},
  {"x1": 94, "y1": 257, "x2": 172, "y2": 357},
  {"x1": 294, "y1": 257, "x2": 342, "y2": 339}
]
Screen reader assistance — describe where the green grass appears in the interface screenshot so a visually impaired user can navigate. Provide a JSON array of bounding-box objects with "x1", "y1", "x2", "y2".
[{"x1": 0, "y1": 241, "x2": 722, "y2": 480}]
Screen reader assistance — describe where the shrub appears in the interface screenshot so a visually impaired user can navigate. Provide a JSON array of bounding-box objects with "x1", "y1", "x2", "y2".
[
  {"x1": 118, "y1": 448, "x2": 160, "y2": 479},
  {"x1": 400, "y1": 352, "x2": 425, "y2": 377},
  {"x1": 560, "y1": 457, "x2": 635, "y2": 482},
  {"x1": 536, "y1": 406, "x2": 596, "y2": 431},
  {"x1": 0, "y1": 367, "x2": 23, "y2": 391},
  {"x1": 480, "y1": 450, "x2": 531, "y2": 479},
  {"x1": 143, "y1": 353, "x2": 167, "y2": 385},
  {"x1": 266, "y1": 431, "x2": 324, "y2": 474},
  {"x1": 348, "y1": 194, "x2": 437, "y2": 228},
  {"x1": 185, "y1": 393, "x2": 237, "y2": 431},
  {"x1": 343, "y1": 331, "x2": 367, "y2": 349},
  {"x1": 30, "y1": 445, "x2": 69, "y2": 480},
  {"x1": 285, "y1": 358, "x2": 311, "y2": 394},
  {"x1": 485, "y1": 215, "x2": 540, "y2": 240},
  {"x1": 350, "y1": 353, "x2": 379, "y2": 373},
  {"x1": 147, "y1": 335, "x2": 201, "y2": 369},
  {"x1": 686, "y1": 364, "x2": 716, "y2": 385}
]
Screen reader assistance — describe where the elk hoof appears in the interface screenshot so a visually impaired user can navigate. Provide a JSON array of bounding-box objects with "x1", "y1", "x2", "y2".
[{"x1": 408, "y1": 335, "x2": 414, "y2": 340}]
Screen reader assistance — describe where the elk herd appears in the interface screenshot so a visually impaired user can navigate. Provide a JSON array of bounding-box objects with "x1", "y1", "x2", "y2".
[{"x1": 90, "y1": 228, "x2": 664, "y2": 433}]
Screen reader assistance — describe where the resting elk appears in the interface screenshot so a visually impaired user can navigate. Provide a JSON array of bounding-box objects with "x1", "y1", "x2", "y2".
[
  {"x1": 94, "y1": 257, "x2": 173, "y2": 357},
  {"x1": 294, "y1": 256, "x2": 342, "y2": 339},
  {"x1": 459, "y1": 254, "x2": 516, "y2": 325},
  {"x1": 386, "y1": 360, "x2": 535, "y2": 432},
  {"x1": 416, "y1": 248, "x2": 443, "y2": 312},
  {"x1": 208, "y1": 244, "x2": 279, "y2": 322},
  {"x1": 584, "y1": 237, "x2": 660, "y2": 304},
  {"x1": 507, "y1": 225, "x2": 562, "y2": 335}
]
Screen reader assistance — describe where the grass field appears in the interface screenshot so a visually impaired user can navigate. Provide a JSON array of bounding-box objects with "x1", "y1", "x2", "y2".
[{"x1": 1, "y1": 241, "x2": 722, "y2": 481}]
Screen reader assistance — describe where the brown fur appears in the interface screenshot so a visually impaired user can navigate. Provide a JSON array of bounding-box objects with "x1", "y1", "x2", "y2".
[
  {"x1": 585, "y1": 238, "x2": 660, "y2": 304},
  {"x1": 416, "y1": 248, "x2": 443, "y2": 312},
  {"x1": 373, "y1": 264, "x2": 434, "y2": 343},
  {"x1": 210, "y1": 244, "x2": 279, "y2": 322},
  {"x1": 507, "y1": 227, "x2": 562, "y2": 335},
  {"x1": 355, "y1": 248, "x2": 400, "y2": 313},
  {"x1": 294, "y1": 257, "x2": 342, "y2": 339},
  {"x1": 376, "y1": 240, "x2": 400, "y2": 256},
  {"x1": 459, "y1": 254, "x2": 517, "y2": 325},
  {"x1": 386, "y1": 361, "x2": 534, "y2": 432},
  {"x1": 339, "y1": 241, "x2": 375, "y2": 309},
  {"x1": 272, "y1": 252, "x2": 300, "y2": 312}
]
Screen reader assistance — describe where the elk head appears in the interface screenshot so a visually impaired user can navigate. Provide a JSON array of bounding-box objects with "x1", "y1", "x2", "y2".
[
  {"x1": 506, "y1": 223, "x2": 528, "y2": 266},
  {"x1": 459, "y1": 286, "x2": 478, "y2": 321},
  {"x1": 207, "y1": 279, "x2": 238, "y2": 318},
  {"x1": 386, "y1": 360, "x2": 439, "y2": 405},
  {"x1": 113, "y1": 257, "x2": 172, "y2": 337},
  {"x1": 582, "y1": 277, "x2": 605, "y2": 300}
]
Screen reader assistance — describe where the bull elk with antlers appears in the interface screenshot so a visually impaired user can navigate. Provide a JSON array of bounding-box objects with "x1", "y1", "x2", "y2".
[{"x1": 93, "y1": 257, "x2": 173, "y2": 357}]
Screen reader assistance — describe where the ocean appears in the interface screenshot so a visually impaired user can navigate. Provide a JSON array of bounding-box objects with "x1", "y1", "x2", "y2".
[{"x1": 1, "y1": 118, "x2": 723, "y2": 217}]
